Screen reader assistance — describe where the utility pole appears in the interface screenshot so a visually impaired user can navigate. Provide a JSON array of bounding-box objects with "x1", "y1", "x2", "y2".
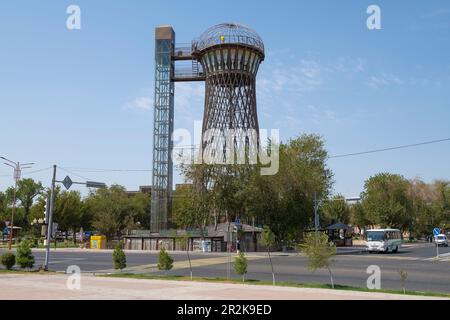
[
  {"x1": 1, "y1": 157, "x2": 34, "y2": 250},
  {"x1": 43, "y1": 165, "x2": 106, "y2": 271},
  {"x1": 44, "y1": 165, "x2": 57, "y2": 271},
  {"x1": 314, "y1": 193, "x2": 320, "y2": 234}
]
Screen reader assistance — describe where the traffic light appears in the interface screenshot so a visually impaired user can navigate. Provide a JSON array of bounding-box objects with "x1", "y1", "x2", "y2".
[{"x1": 44, "y1": 197, "x2": 50, "y2": 224}]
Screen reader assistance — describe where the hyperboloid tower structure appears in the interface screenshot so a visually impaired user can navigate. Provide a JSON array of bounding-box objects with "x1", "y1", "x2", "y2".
[
  {"x1": 151, "y1": 23, "x2": 264, "y2": 233},
  {"x1": 193, "y1": 23, "x2": 265, "y2": 163}
]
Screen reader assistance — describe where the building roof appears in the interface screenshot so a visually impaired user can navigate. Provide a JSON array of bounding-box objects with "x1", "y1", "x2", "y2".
[
  {"x1": 206, "y1": 222, "x2": 263, "y2": 237},
  {"x1": 326, "y1": 222, "x2": 353, "y2": 231},
  {"x1": 194, "y1": 23, "x2": 264, "y2": 54}
]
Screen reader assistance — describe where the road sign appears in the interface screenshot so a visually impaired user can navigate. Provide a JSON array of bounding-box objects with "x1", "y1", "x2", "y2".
[
  {"x1": 433, "y1": 228, "x2": 440, "y2": 236},
  {"x1": 235, "y1": 218, "x2": 240, "y2": 227},
  {"x1": 62, "y1": 176, "x2": 73, "y2": 190},
  {"x1": 86, "y1": 181, "x2": 107, "y2": 189}
]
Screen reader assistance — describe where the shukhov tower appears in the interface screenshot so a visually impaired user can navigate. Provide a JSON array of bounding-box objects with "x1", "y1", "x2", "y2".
[
  {"x1": 151, "y1": 23, "x2": 264, "y2": 232},
  {"x1": 193, "y1": 23, "x2": 265, "y2": 163}
]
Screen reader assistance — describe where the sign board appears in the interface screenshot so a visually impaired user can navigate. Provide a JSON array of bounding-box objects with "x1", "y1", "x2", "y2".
[
  {"x1": 62, "y1": 176, "x2": 73, "y2": 190},
  {"x1": 433, "y1": 228, "x2": 440, "y2": 236}
]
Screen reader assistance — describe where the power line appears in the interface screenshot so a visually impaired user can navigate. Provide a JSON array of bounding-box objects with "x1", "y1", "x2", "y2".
[
  {"x1": 63, "y1": 167, "x2": 152, "y2": 173},
  {"x1": 329, "y1": 138, "x2": 450, "y2": 159},
  {"x1": 59, "y1": 167, "x2": 92, "y2": 181},
  {"x1": 22, "y1": 167, "x2": 53, "y2": 176}
]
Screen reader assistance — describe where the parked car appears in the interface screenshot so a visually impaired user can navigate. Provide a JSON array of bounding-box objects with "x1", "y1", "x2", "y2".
[{"x1": 434, "y1": 234, "x2": 449, "y2": 247}]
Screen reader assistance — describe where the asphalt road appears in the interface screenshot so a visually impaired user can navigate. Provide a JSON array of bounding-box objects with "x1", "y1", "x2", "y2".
[{"x1": 1, "y1": 243, "x2": 449, "y2": 294}]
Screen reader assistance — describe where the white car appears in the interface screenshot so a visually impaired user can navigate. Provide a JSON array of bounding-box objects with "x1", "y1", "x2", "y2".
[{"x1": 435, "y1": 234, "x2": 449, "y2": 247}]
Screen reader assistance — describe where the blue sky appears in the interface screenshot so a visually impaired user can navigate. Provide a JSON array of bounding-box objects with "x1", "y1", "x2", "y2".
[{"x1": 0, "y1": 0, "x2": 449, "y2": 197}]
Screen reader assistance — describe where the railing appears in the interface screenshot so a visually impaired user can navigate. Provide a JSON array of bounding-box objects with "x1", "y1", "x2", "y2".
[
  {"x1": 173, "y1": 65, "x2": 205, "y2": 80},
  {"x1": 193, "y1": 35, "x2": 265, "y2": 53},
  {"x1": 174, "y1": 45, "x2": 193, "y2": 59}
]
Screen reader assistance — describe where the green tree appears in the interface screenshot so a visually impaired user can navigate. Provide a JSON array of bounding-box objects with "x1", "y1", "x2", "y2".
[
  {"x1": 84, "y1": 185, "x2": 130, "y2": 239},
  {"x1": 157, "y1": 248, "x2": 174, "y2": 273},
  {"x1": 176, "y1": 233, "x2": 193, "y2": 280},
  {"x1": 16, "y1": 240, "x2": 35, "y2": 269},
  {"x1": 299, "y1": 232, "x2": 337, "y2": 289},
  {"x1": 113, "y1": 243, "x2": 126, "y2": 271},
  {"x1": 54, "y1": 191, "x2": 83, "y2": 243},
  {"x1": 261, "y1": 226, "x2": 276, "y2": 285},
  {"x1": 1, "y1": 253, "x2": 16, "y2": 270},
  {"x1": 361, "y1": 173, "x2": 412, "y2": 232},
  {"x1": 350, "y1": 202, "x2": 369, "y2": 233},
  {"x1": 321, "y1": 195, "x2": 351, "y2": 226},
  {"x1": 172, "y1": 165, "x2": 214, "y2": 238},
  {"x1": 234, "y1": 251, "x2": 248, "y2": 282},
  {"x1": 246, "y1": 135, "x2": 333, "y2": 244},
  {"x1": 5, "y1": 179, "x2": 43, "y2": 229}
]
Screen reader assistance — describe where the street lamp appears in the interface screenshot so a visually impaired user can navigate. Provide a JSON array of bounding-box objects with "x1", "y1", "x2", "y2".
[{"x1": 1, "y1": 157, "x2": 34, "y2": 250}]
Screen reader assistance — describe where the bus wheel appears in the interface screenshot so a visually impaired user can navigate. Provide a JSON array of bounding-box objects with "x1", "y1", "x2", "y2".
[{"x1": 393, "y1": 246, "x2": 398, "y2": 253}]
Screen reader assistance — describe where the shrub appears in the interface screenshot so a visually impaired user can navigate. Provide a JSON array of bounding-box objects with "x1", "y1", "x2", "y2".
[
  {"x1": 16, "y1": 240, "x2": 35, "y2": 269},
  {"x1": 298, "y1": 232, "x2": 336, "y2": 289},
  {"x1": 157, "y1": 248, "x2": 173, "y2": 272},
  {"x1": 113, "y1": 244, "x2": 127, "y2": 271},
  {"x1": 234, "y1": 251, "x2": 248, "y2": 282},
  {"x1": 1, "y1": 253, "x2": 16, "y2": 270}
]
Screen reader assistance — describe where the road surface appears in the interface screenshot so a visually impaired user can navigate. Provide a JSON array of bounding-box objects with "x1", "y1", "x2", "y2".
[{"x1": 1, "y1": 243, "x2": 449, "y2": 294}]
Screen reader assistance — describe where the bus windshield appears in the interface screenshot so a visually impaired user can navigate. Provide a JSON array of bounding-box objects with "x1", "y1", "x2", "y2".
[{"x1": 366, "y1": 231, "x2": 385, "y2": 242}]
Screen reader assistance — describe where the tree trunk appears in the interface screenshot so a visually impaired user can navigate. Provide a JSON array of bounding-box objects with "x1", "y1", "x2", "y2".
[
  {"x1": 268, "y1": 250, "x2": 275, "y2": 286},
  {"x1": 327, "y1": 266, "x2": 335, "y2": 289},
  {"x1": 187, "y1": 240, "x2": 193, "y2": 280}
]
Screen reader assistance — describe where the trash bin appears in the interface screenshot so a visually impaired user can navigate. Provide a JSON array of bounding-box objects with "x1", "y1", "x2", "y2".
[{"x1": 90, "y1": 235, "x2": 106, "y2": 249}]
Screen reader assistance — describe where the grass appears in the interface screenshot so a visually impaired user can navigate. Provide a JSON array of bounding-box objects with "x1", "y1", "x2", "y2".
[
  {"x1": 0, "y1": 268, "x2": 57, "y2": 275},
  {"x1": 100, "y1": 273, "x2": 450, "y2": 298}
]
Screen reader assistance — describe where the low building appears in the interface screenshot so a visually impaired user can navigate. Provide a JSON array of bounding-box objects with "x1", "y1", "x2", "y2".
[
  {"x1": 125, "y1": 186, "x2": 152, "y2": 197},
  {"x1": 122, "y1": 223, "x2": 264, "y2": 252}
]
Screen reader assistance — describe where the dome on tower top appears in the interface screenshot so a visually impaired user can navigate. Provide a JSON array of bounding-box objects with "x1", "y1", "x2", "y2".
[{"x1": 194, "y1": 23, "x2": 264, "y2": 54}]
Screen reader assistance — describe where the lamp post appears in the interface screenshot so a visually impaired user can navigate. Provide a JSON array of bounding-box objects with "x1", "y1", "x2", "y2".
[{"x1": 1, "y1": 157, "x2": 34, "y2": 250}]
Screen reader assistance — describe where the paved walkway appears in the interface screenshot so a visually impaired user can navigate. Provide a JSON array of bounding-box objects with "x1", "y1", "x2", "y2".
[{"x1": 0, "y1": 273, "x2": 445, "y2": 300}]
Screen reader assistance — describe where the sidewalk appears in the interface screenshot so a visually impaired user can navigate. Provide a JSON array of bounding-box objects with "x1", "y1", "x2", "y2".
[{"x1": 0, "y1": 273, "x2": 445, "y2": 300}]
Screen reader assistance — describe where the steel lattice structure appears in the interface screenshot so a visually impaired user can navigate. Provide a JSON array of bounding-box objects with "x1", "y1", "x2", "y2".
[
  {"x1": 151, "y1": 23, "x2": 264, "y2": 233},
  {"x1": 193, "y1": 23, "x2": 265, "y2": 163},
  {"x1": 151, "y1": 27, "x2": 175, "y2": 232}
]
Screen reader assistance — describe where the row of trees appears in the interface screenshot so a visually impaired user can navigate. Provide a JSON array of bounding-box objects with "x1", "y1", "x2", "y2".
[
  {"x1": 0, "y1": 183, "x2": 151, "y2": 241},
  {"x1": 173, "y1": 134, "x2": 450, "y2": 243},
  {"x1": 172, "y1": 134, "x2": 334, "y2": 246},
  {"x1": 1, "y1": 135, "x2": 448, "y2": 243}
]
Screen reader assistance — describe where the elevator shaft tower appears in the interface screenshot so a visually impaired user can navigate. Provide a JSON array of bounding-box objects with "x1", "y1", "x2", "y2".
[{"x1": 151, "y1": 26, "x2": 204, "y2": 233}]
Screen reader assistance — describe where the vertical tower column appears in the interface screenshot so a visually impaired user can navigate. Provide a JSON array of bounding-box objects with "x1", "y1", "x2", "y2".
[{"x1": 151, "y1": 26, "x2": 175, "y2": 233}]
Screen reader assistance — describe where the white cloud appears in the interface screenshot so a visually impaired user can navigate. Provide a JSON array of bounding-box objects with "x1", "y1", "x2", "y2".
[
  {"x1": 367, "y1": 73, "x2": 404, "y2": 89},
  {"x1": 125, "y1": 96, "x2": 153, "y2": 111}
]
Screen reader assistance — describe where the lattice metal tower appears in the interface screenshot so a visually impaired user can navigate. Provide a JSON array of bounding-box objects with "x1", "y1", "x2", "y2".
[
  {"x1": 151, "y1": 23, "x2": 264, "y2": 233},
  {"x1": 193, "y1": 23, "x2": 265, "y2": 163},
  {"x1": 151, "y1": 27, "x2": 175, "y2": 232}
]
